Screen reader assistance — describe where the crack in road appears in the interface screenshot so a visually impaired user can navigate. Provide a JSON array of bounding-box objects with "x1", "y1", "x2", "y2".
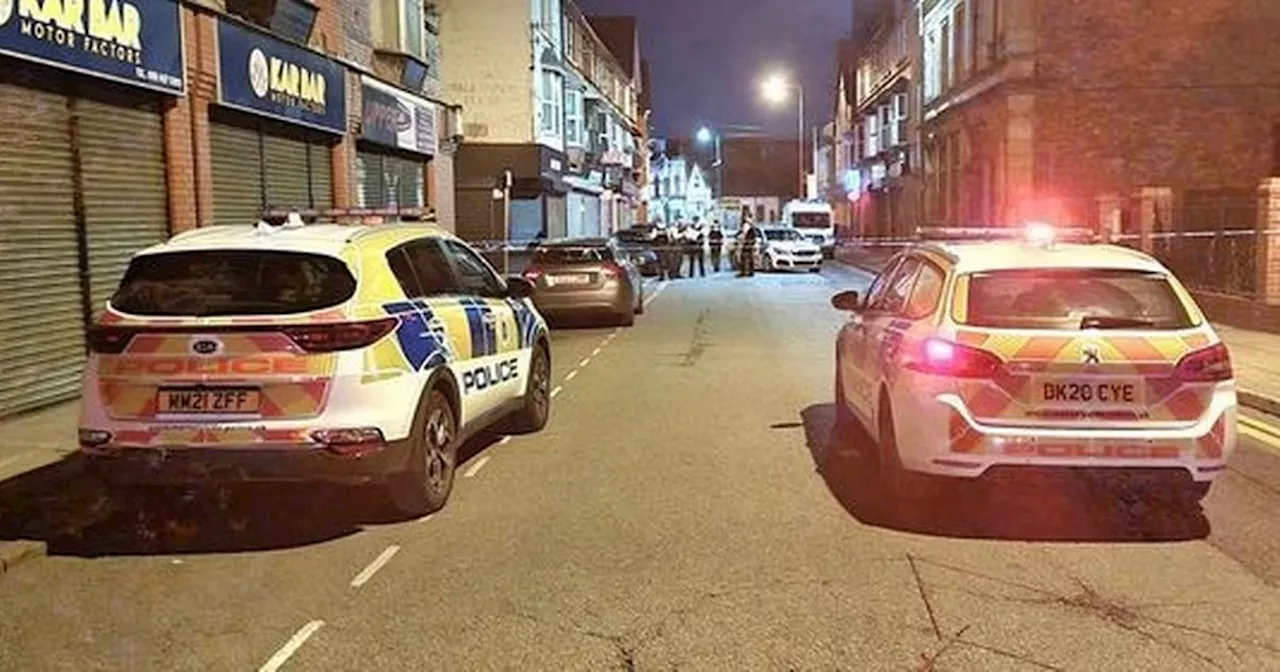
[
  {"x1": 678, "y1": 308, "x2": 712, "y2": 368},
  {"x1": 910, "y1": 555, "x2": 1280, "y2": 670}
]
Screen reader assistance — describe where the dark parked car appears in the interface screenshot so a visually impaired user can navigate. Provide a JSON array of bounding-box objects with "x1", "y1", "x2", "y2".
[
  {"x1": 612, "y1": 229, "x2": 661, "y2": 277},
  {"x1": 522, "y1": 238, "x2": 645, "y2": 326}
]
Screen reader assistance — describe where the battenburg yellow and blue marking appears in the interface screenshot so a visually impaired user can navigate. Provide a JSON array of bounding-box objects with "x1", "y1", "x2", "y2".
[
  {"x1": 506, "y1": 297, "x2": 541, "y2": 350},
  {"x1": 383, "y1": 299, "x2": 453, "y2": 370},
  {"x1": 460, "y1": 298, "x2": 498, "y2": 358}
]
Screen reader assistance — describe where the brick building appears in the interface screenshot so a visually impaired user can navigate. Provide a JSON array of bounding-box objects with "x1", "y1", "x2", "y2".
[
  {"x1": 0, "y1": 0, "x2": 461, "y2": 418},
  {"x1": 440, "y1": 0, "x2": 645, "y2": 247}
]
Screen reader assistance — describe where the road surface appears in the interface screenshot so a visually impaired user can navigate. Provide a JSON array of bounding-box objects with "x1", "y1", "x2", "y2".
[{"x1": 2, "y1": 264, "x2": 1280, "y2": 671}]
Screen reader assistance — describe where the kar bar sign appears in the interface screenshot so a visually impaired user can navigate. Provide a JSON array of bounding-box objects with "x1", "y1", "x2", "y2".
[
  {"x1": 360, "y1": 75, "x2": 438, "y2": 156},
  {"x1": 217, "y1": 18, "x2": 345, "y2": 133},
  {"x1": 0, "y1": 0, "x2": 184, "y2": 94}
]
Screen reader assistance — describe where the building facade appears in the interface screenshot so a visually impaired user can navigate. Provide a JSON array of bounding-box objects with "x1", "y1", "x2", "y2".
[
  {"x1": 441, "y1": 0, "x2": 644, "y2": 246},
  {"x1": 0, "y1": 0, "x2": 460, "y2": 419},
  {"x1": 918, "y1": 0, "x2": 1280, "y2": 229},
  {"x1": 848, "y1": 0, "x2": 920, "y2": 239}
]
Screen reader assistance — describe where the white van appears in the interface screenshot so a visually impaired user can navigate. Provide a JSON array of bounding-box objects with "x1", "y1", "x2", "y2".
[{"x1": 781, "y1": 200, "x2": 835, "y2": 257}]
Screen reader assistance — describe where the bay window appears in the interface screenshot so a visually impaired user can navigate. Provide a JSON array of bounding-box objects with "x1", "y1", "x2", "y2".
[
  {"x1": 541, "y1": 71, "x2": 564, "y2": 137},
  {"x1": 565, "y1": 88, "x2": 583, "y2": 146}
]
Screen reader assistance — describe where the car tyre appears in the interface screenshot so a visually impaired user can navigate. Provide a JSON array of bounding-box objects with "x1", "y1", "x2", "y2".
[
  {"x1": 878, "y1": 394, "x2": 930, "y2": 503},
  {"x1": 509, "y1": 344, "x2": 551, "y2": 434},
  {"x1": 828, "y1": 364, "x2": 867, "y2": 471},
  {"x1": 617, "y1": 309, "x2": 636, "y2": 327},
  {"x1": 387, "y1": 388, "x2": 458, "y2": 517},
  {"x1": 635, "y1": 287, "x2": 645, "y2": 315}
]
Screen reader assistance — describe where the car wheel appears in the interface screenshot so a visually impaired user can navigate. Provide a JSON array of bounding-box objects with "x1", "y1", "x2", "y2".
[
  {"x1": 877, "y1": 393, "x2": 929, "y2": 503},
  {"x1": 509, "y1": 344, "x2": 551, "y2": 434},
  {"x1": 828, "y1": 364, "x2": 866, "y2": 471},
  {"x1": 635, "y1": 286, "x2": 645, "y2": 315},
  {"x1": 387, "y1": 388, "x2": 458, "y2": 517},
  {"x1": 617, "y1": 309, "x2": 636, "y2": 327}
]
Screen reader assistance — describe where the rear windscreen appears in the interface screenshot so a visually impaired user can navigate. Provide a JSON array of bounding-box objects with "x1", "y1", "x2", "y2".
[
  {"x1": 534, "y1": 246, "x2": 612, "y2": 265},
  {"x1": 962, "y1": 268, "x2": 1195, "y2": 330},
  {"x1": 110, "y1": 250, "x2": 357, "y2": 317},
  {"x1": 791, "y1": 212, "x2": 830, "y2": 228}
]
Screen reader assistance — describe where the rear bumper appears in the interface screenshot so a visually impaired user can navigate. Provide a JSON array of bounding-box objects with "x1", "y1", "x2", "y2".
[
  {"x1": 81, "y1": 438, "x2": 414, "y2": 486},
  {"x1": 533, "y1": 288, "x2": 631, "y2": 317},
  {"x1": 896, "y1": 393, "x2": 1237, "y2": 483}
]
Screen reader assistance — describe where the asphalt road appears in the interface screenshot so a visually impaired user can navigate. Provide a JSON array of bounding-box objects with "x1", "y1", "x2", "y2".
[{"x1": 3, "y1": 264, "x2": 1280, "y2": 671}]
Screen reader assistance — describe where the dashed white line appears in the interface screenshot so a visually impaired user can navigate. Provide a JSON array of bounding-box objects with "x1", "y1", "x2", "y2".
[
  {"x1": 498, "y1": 435, "x2": 512, "y2": 446},
  {"x1": 643, "y1": 282, "x2": 669, "y2": 307},
  {"x1": 578, "y1": 357, "x2": 591, "y2": 367},
  {"x1": 592, "y1": 347, "x2": 603, "y2": 356},
  {"x1": 414, "y1": 513, "x2": 435, "y2": 524},
  {"x1": 349, "y1": 545, "x2": 400, "y2": 588},
  {"x1": 565, "y1": 369, "x2": 578, "y2": 381},
  {"x1": 551, "y1": 385, "x2": 563, "y2": 398},
  {"x1": 259, "y1": 620, "x2": 325, "y2": 672},
  {"x1": 463, "y1": 455, "x2": 492, "y2": 478}
]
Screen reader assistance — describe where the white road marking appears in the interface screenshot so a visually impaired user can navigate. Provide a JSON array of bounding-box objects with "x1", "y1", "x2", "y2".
[
  {"x1": 259, "y1": 620, "x2": 325, "y2": 672},
  {"x1": 463, "y1": 455, "x2": 492, "y2": 478},
  {"x1": 414, "y1": 514, "x2": 435, "y2": 524},
  {"x1": 565, "y1": 370, "x2": 578, "y2": 381},
  {"x1": 643, "y1": 282, "x2": 669, "y2": 307},
  {"x1": 498, "y1": 435, "x2": 512, "y2": 445},
  {"x1": 578, "y1": 357, "x2": 591, "y2": 367},
  {"x1": 551, "y1": 385, "x2": 563, "y2": 398},
  {"x1": 349, "y1": 545, "x2": 400, "y2": 588},
  {"x1": 592, "y1": 347, "x2": 603, "y2": 356}
]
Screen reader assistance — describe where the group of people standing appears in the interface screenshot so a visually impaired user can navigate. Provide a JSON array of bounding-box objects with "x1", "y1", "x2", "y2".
[{"x1": 649, "y1": 215, "x2": 763, "y2": 280}]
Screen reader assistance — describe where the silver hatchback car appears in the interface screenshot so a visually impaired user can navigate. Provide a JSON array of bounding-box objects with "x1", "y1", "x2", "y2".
[{"x1": 522, "y1": 238, "x2": 645, "y2": 326}]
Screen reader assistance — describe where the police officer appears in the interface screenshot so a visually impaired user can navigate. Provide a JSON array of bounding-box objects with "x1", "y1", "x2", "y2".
[
  {"x1": 652, "y1": 225, "x2": 675, "y2": 280},
  {"x1": 685, "y1": 218, "x2": 706, "y2": 277},
  {"x1": 737, "y1": 218, "x2": 761, "y2": 277},
  {"x1": 666, "y1": 220, "x2": 685, "y2": 279},
  {"x1": 708, "y1": 222, "x2": 725, "y2": 272}
]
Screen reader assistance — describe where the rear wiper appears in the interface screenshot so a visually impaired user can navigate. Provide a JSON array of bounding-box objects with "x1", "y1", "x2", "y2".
[{"x1": 1080, "y1": 315, "x2": 1155, "y2": 329}]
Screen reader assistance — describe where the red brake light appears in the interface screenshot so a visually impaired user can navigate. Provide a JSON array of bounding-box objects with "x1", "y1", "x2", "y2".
[
  {"x1": 908, "y1": 338, "x2": 1004, "y2": 379},
  {"x1": 282, "y1": 318, "x2": 398, "y2": 353},
  {"x1": 87, "y1": 327, "x2": 136, "y2": 354},
  {"x1": 601, "y1": 261, "x2": 624, "y2": 279},
  {"x1": 1175, "y1": 342, "x2": 1232, "y2": 383}
]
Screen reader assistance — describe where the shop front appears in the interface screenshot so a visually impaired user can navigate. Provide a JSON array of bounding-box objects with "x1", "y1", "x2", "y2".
[
  {"x1": 564, "y1": 169, "x2": 605, "y2": 238},
  {"x1": 211, "y1": 18, "x2": 345, "y2": 225},
  {"x1": 357, "y1": 76, "x2": 439, "y2": 209},
  {"x1": 0, "y1": 0, "x2": 184, "y2": 417},
  {"x1": 453, "y1": 144, "x2": 567, "y2": 247}
]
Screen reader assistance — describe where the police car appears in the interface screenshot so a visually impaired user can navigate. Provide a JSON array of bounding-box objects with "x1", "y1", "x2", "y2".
[
  {"x1": 830, "y1": 224, "x2": 1236, "y2": 502},
  {"x1": 77, "y1": 209, "x2": 552, "y2": 516}
]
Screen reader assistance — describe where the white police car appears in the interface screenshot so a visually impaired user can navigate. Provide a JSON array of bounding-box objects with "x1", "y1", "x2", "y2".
[
  {"x1": 830, "y1": 224, "x2": 1237, "y2": 502},
  {"x1": 77, "y1": 210, "x2": 552, "y2": 516}
]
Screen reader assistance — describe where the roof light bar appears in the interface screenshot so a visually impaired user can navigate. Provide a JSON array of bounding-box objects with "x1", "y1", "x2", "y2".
[
  {"x1": 259, "y1": 207, "x2": 437, "y2": 226},
  {"x1": 914, "y1": 225, "x2": 1099, "y2": 244}
]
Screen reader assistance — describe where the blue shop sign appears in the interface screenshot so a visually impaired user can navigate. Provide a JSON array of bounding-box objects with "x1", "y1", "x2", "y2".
[
  {"x1": 0, "y1": 0, "x2": 185, "y2": 94},
  {"x1": 216, "y1": 18, "x2": 345, "y2": 134}
]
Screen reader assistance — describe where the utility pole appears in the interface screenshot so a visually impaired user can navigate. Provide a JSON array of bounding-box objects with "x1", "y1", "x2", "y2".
[{"x1": 501, "y1": 169, "x2": 513, "y2": 275}]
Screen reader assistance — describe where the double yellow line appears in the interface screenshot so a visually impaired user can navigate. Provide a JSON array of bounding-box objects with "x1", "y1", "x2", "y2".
[{"x1": 1239, "y1": 415, "x2": 1280, "y2": 454}]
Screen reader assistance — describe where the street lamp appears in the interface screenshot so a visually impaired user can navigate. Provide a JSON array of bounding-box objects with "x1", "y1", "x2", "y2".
[
  {"x1": 696, "y1": 125, "x2": 725, "y2": 222},
  {"x1": 760, "y1": 73, "x2": 805, "y2": 199}
]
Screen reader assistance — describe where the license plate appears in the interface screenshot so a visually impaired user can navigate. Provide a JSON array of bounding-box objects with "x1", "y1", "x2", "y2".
[
  {"x1": 157, "y1": 388, "x2": 261, "y2": 414},
  {"x1": 1034, "y1": 378, "x2": 1144, "y2": 408},
  {"x1": 549, "y1": 274, "x2": 591, "y2": 286}
]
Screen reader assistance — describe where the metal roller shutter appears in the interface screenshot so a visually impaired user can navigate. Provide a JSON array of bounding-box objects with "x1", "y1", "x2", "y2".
[
  {"x1": 210, "y1": 121, "x2": 265, "y2": 226},
  {"x1": 546, "y1": 195, "x2": 567, "y2": 239},
  {"x1": 0, "y1": 83, "x2": 84, "y2": 417},
  {"x1": 78, "y1": 96, "x2": 169, "y2": 317},
  {"x1": 263, "y1": 133, "x2": 312, "y2": 211},
  {"x1": 358, "y1": 151, "x2": 423, "y2": 208},
  {"x1": 309, "y1": 143, "x2": 334, "y2": 210}
]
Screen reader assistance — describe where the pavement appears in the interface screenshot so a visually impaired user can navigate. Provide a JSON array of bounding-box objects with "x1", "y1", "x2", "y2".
[{"x1": 1, "y1": 266, "x2": 1280, "y2": 669}]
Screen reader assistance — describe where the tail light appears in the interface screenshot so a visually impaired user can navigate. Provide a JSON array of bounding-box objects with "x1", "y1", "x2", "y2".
[
  {"x1": 1175, "y1": 342, "x2": 1233, "y2": 383},
  {"x1": 282, "y1": 318, "x2": 398, "y2": 353},
  {"x1": 601, "y1": 261, "x2": 624, "y2": 279},
  {"x1": 311, "y1": 428, "x2": 385, "y2": 456},
  {"x1": 86, "y1": 327, "x2": 136, "y2": 354},
  {"x1": 523, "y1": 266, "x2": 545, "y2": 282},
  {"x1": 907, "y1": 338, "x2": 1004, "y2": 379}
]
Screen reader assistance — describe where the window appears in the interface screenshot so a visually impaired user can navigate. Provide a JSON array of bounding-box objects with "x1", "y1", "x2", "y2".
[
  {"x1": 371, "y1": 0, "x2": 425, "y2": 60},
  {"x1": 112, "y1": 251, "x2": 356, "y2": 317},
  {"x1": 962, "y1": 269, "x2": 1196, "y2": 330},
  {"x1": 863, "y1": 256, "x2": 903, "y2": 309},
  {"x1": 953, "y1": 3, "x2": 968, "y2": 83},
  {"x1": 940, "y1": 19, "x2": 952, "y2": 90},
  {"x1": 874, "y1": 257, "x2": 922, "y2": 314},
  {"x1": 533, "y1": 244, "x2": 612, "y2": 264},
  {"x1": 404, "y1": 0, "x2": 423, "y2": 60},
  {"x1": 905, "y1": 261, "x2": 946, "y2": 319},
  {"x1": 388, "y1": 239, "x2": 455, "y2": 297},
  {"x1": 565, "y1": 88, "x2": 583, "y2": 146},
  {"x1": 540, "y1": 71, "x2": 563, "y2": 137},
  {"x1": 443, "y1": 240, "x2": 506, "y2": 298},
  {"x1": 924, "y1": 28, "x2": 941, "y2": 101}
]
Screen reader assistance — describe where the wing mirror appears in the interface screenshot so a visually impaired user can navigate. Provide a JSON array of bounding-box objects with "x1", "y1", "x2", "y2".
[
  {"x1": 506, "y1": 276, "x2": 535, "y2": 299},
  {"x1": 831, "y1": 290, "x2": 861, "y2": 312}
]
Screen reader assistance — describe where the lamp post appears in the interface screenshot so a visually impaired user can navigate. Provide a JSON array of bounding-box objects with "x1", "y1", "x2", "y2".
[
  {"x1": 761, "y1": 73, "x2": 805, "y2": 199},
  {"x1": 696, "y1": 126, "x2": 723, "y2": 218}
]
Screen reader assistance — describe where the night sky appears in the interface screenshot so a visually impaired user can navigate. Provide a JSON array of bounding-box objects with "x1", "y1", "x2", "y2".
[{"x1": 580, "y1": 0, "x2": 853, "y2": 141}]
